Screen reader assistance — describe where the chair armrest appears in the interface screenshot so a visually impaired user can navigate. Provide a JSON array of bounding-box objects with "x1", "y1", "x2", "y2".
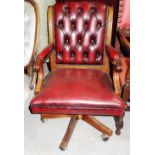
[
  {"x1": 117, "y1": 30, "x2": 130, "y2": 56},
  {"x1": 33, "y1": 43, "x2": 54, "y2": 72},
  {"x1": 106, "y1": 45, "x2": 123, "y2": 73},
  {"x1": 36, "y1": 43, "x2": 54, "y2": 63},
  {"x1": 33, "y1": 43, "x2": 54, "y2": 94}
]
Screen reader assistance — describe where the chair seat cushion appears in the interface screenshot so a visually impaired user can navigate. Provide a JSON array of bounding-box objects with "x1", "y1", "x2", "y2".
[{"x1": 30, "y1": 68, "x2": 125, "y2": 116}]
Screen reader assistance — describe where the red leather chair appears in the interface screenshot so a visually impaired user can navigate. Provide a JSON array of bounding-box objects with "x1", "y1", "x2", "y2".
[
  {"x1": 29, "y1": 1, "x2": 125, "y2": 150},
  {"x1": 116, "y1": 0, "x2": 130, "y2": 104}
]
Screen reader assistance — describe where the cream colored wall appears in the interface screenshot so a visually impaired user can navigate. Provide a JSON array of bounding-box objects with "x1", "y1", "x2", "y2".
[{"x1": 34, "y1": 0, "x2": 56, "y2": 53}]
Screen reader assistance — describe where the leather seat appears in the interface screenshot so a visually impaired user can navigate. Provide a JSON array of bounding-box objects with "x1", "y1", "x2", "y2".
[{"x1": 30, "y1": 68, "x2": 124, "y2": 116}]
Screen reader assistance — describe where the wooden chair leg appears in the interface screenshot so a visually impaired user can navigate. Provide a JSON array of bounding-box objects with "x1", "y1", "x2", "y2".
[
  {"x1": 82, "y1": 115, "x2": 113, "y2": 136},
  {"x1": 59, "y1": 115, "x2": 78, "y2": 150},
  {"x1": 114, "y1": 116, "x2": 124, "y2": 135}
]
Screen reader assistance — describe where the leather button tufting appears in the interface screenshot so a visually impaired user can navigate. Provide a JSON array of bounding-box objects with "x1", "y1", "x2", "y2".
[
  {"x1": 77, "y1": 7, "x2": 82, "y2": 14},
  {"x1": 84, "y1": 21, "x2": 88, "y2": 28},
  {"x1": 54, "y1": 2, "x2": 106, "y2": 64},
  {"x1": 63, "y1": 6, "x2": 70, "y2": 16},
  {"x1": 83, "y1": 51, "x2": 88, "y2": 58},
  {"x1": 64, "y1": 6, "x2": 69, "y2": 12},
  {"x1": 64, "y1": 35, "x2": 69, "y2": 44},
  {"x1": 97, "y1": 21, "x2": 102, "y2": 28},
  {"x1": 71, "y1": 20, "x2": 76, "y2": 29},
  {"x1": 78, "y1": 39, "x2": 82, "y2": 44},
  {"x1": 65, "y1": 39, "x2": 69, "y2": 44},
  {"x1": 71, "y1": 51, "x2": 75, "y2": 58},
  {"x1": 57, "y1": 52, "x2": 63, "y2": 62},
  {"x1": 90, "y1": 6, "x2": 96, "y2": 13},
  {"x1": 78, "y1": 35, "x2": 82, "y2": 44},
  {"x1": 96, "y1": 52, "x2": 101, "y2": 58},
  {"x1": 58, "y1": 52, "x2": 63, "y2": 58},
  {"x1": 91, "y1": 35, "x2": 96, "y2": 45},
  {"x1": 58, "y1": 20, "x2": 63, "y2": 28},
  {"x1": 91, "y1": 39, "x2": 95, "y2": 45}
]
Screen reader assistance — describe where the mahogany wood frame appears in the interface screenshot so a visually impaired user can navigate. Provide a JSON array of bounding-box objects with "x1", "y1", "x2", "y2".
[
  {"x1": 24, "y1": 0, "x2": 40, "y2": 75},
  {"x1": 24, "y1": 0, "x2": 40, "y2": 89},
  {"x1": 33, "y1": 2, "x2": 124, "y2": 150}
]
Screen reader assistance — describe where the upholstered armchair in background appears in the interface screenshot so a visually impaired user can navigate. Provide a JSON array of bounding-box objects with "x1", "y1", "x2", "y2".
[
  {"x1": 29, "y1": 1, "x2": 126, "y2": 150},
  {"x1": 116, "y1": 0, "x2": 130, "y2": 105},
  {"x1": 24, "y1": 0, "x2": 39, "y2": 110}
]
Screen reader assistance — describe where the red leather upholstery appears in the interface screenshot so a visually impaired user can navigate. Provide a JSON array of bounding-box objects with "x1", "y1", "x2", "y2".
[
  {"x1": 117, "y1": 0, "x2": 130, "y2": 29},
  {"x1": 33, "y1": 44, "x2": 54, "y2": 72},
  {"x1": 106, "y1": 45, "x2": 120, "y2": 61},
  {"x1": 36, "y1": 43, "x2": 54, "y2": 62},
  {"x1": 106, "y1": 45, "x2": 123, "y2": 72},
  {"x1": 30, "y1": 68, "x2": 125, "y2": 116},
  {"x1": 54, "y1": 2, "x2": 107, "y2": 64}
]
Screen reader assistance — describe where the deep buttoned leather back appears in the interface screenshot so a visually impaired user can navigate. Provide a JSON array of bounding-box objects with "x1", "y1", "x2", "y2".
[{"x1": 54, "y1": 2, "x2": 107, "y2": 65}]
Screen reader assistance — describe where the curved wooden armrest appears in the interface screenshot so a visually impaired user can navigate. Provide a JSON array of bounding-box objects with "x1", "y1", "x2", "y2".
[
  {"x1": 106, "y1": 45, "x2": 123, "y2": 73},
  {"x1": 33, "y1": 43, "x2": 54, "y2": 71},
  {"x1": 36, "y1": 43, "x2": 54, "y2": 63},
  {"x1": 117, "y1": 30, "x2": 130, "y2": 56},
  {"x1": 33, "y1": 43, "x2": 54, "y2": 94}
]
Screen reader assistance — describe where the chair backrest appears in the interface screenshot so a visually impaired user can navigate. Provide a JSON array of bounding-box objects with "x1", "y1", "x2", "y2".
[
  {"x1": 24, "y1": 0, "x2": 39, "y2": 67},
  {"x1": 117, "y1": 0, "x2": 130, "y2": 34},
  {"x1": 48, "y1": 1, "x2": 114, "y2": 72}
]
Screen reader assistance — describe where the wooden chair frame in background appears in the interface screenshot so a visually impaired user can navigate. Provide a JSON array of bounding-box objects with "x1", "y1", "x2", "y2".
[
  {"x1": 24, "y1": 0, "x2": 40, "y2": 75},
  {"x1": 116, "y1": 0, "x2": 130, "y2": 104}
]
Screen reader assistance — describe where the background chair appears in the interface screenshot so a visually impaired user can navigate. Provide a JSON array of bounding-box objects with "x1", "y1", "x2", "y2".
[
  {"x1": 24, "y1": 0, "x2": 39, "y2": 110},
  {"x1": 115, "y1": 0, "x2": 130, "y2": 104},
  {"x1": 29, "y1": 1, "x2": 125, "y2": 150}
]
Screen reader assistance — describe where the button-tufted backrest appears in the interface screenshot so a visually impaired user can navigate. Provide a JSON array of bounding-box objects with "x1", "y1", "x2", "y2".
[{"x1": 54, "y1": 2, "x2": 107, "y2": 65}]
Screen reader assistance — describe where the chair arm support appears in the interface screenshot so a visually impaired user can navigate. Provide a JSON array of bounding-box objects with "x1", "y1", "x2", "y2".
[
  {"x1": 33, "y1": 43, "x2": 54, "y2": 94},
  {"x1": 113, "y1": 70, "x2": 121, "y2": 96},
  {"x1": 117, "y1": 30, "x2": 130, "y2": 56},
  {"x1": 37, "y1": 43, "x2": 54, "y2": 61},
  {"x1": 36, "y1": 43, "x2": 54, "y2": 64},
  {"x1": 106, "y1": 45, "x2": 123, "y2": 73},
  {"x1": 33, "y1": 43, "x2": 54, "y2": 72}
]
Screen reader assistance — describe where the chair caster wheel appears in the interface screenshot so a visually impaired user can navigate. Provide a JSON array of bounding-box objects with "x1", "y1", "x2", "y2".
[
  {"x1": 41, "y1": 118, "x2": 46, "y2": 123},
  {"x1": 59, "y1": 143, "x2": 67, "y2": 151},
  {"x1": 101, "y1": 134, "x2": 109, "y2": 142},
  {"x1": 115, "y1": 130, "x2": 121, "y2": 135}
]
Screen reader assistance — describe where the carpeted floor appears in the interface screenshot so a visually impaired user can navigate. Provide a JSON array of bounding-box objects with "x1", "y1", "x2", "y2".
[{"x1": 24, "y1": 107, "x2": 130, "y2": 155}]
